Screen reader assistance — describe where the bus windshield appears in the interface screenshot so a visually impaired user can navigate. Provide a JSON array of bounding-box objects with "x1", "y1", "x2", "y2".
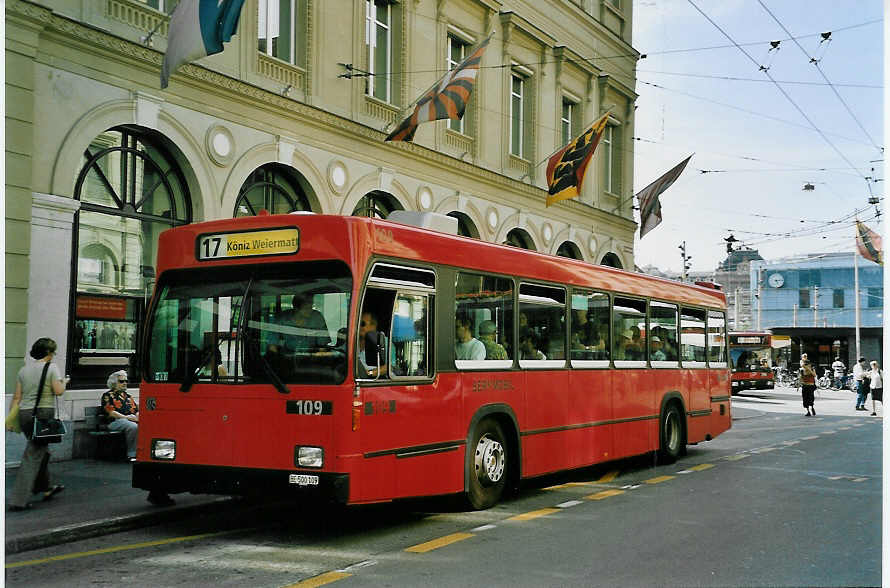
[
  {"x1": 730, "y1": 346, "x2": 770, "y2": 372},
  {"x1": 145, "y1": 260, "x2": 352, "y2": 386}
]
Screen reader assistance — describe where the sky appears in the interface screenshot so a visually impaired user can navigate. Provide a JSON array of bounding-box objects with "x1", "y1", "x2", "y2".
[{"x1": 629, "y1": 0, "x2": 883, "y2": 273}]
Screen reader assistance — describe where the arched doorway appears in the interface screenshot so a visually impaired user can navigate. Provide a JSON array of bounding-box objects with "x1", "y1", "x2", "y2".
[
  {"x1": 352, "y1": 190, "x2": 402, "y2": 218},
  {"x1": 600, "y1": 252, "x2": 623, "y2": 268},
  {"x1": 504, "y1": 228, "x2": 536, "y2": 250},
  {"x1": 556, "y1": 241, "x2": 583, "y2": 260},
  {"x1": 447, "y1": 211, "x2": 479, "y2": 238},
  {"x1": 73, "y1": 125, "x2": 191, "y2": 387},
  {"x1": 234, "y1": 163, "x2": 313, "y2": 216}
]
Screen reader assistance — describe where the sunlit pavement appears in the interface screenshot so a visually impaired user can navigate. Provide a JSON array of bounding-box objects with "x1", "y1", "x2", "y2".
[{"x1": 732, "y1": 385, "x2": 883, "y2": 418}]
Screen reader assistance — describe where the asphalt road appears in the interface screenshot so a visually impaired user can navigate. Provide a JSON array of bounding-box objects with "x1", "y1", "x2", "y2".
[{"x1": 6, "y1": 386, "x2": 882, "y2": 587}]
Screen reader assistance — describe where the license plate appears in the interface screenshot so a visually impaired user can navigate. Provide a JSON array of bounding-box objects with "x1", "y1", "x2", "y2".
[{"x1": 289, "y1": 474, "x2": 319, "y2": 486}]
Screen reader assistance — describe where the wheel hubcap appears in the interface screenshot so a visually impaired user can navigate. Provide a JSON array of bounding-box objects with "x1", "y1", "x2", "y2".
[{"x1": 475, "y1": 434, "x2": 505, "y2": 486}]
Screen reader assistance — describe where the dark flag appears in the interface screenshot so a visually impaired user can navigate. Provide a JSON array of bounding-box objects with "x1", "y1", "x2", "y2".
[
  {"x1": 545, "y1": 112, "x2": 610, "y2": 206},
  {"x1": 636, "y1": 155, "x2": 693, "y2": 238},
  {"x1": 386, "y1": 33, "x2": 492, "y2": 142},
  {"x1": 855, "y1": 221, "x2": 883, "y2": 265}
]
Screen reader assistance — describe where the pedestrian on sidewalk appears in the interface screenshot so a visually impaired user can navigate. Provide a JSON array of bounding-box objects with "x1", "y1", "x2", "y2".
[
  {"x1": 868, "y1": 361, "x2": 883, "y2": 416},
  {"x1": 101, "y1": 370, "x2": 139, "y2": 461},
  {"x1": 7, "y1": 338, "x2": 67, "y2": 511},
  {"x1": 854, "y1": 357, "x2": 869, "y2": 410},
  {"x1": 800, "y1": 358, "x2": 817, "y2": 417},
  {"x1": 831, "y1": 356, "x2": 846, "y2": 389}
]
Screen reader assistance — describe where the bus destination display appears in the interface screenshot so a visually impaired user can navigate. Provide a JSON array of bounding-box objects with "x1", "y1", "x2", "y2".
[{"x1": 197, "y1": 228, "x2": 299, "y2": 260}]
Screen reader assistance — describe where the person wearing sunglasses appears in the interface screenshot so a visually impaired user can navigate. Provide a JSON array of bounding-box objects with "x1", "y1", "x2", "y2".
[{"x1": 100, "y1": 370, "x2": 139, "y2": 462}]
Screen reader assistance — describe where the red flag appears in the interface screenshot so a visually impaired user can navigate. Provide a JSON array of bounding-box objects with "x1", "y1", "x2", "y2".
[
  {"x1": 545, "y1": 112, "x2": 610, "y2": 207},
  {"x1": 386, "y1": 33, "x2": 492, "y2": 142},
  {"x1": 636, "y1": 155, "x2": 693, "y2": 239},
  {"x1": 855, "y1": 221, "x2": 883, "y2": 265}
]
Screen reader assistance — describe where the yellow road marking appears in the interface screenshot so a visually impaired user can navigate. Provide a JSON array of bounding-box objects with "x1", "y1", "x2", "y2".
[
  {"x1": 405, "y1": 532, "x2": 474, "y2": 553},
  {"x1": 285, "y1": 572, "x2": 352, "y2": 587},
  {"x1": 508, "y1": 508, "x2": 560, "y2": 521},
  {"x1": 689, "y1": 463, "x2": 714, "y2": 472},
  {"x1": 6, "y1": 531, "x2": 224, "y2": 569},
  {"x1": 645, "y1": 475, "x2": 675, "y2": 484},
  {"x1": 723, "y1": 454, "x2": 749, "y2": 461},
  {"x1": 596, "y1": 470, "x2": 619, "y2": 483},
  {"x1": 544, "y1": 481, "x2": 594, "y2": 491},
  {"x1": 585, "y1": 489, "x2": 625, "y2": 500}
]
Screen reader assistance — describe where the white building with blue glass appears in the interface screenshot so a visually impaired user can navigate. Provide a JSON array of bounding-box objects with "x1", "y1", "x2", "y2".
[{"x1": 750, "y1": 252, "x2": 883, "y2": 372}]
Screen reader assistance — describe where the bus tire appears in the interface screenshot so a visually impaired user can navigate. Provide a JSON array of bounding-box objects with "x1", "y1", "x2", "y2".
[
  {"x1": 657, "y1": 403, "x2": 685, "y2": 464},
  {"x1": 466, "y1": 419, "x2": 508, "y2": 510}
]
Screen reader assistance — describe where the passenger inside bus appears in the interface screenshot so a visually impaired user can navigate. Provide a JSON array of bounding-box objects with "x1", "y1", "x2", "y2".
[
  {"x1": 267, "y1": 294, "x2": 331, "y2": 354},
  {"x1": 478, "y1": 320, "x2": 508, "y2": 360},
  {"x1": 519, "y1": 328, "x2": 546, "y2": 360},
  {"x1": 455, "y1": 314, "x2": 485, "y2": 360},
  {"x1": 358, "y1": 311, "x2": 388, "y2": 378}
]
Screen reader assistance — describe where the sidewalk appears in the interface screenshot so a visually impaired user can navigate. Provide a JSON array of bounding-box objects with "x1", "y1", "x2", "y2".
[{"x1": 5, "y1": 458, "x2": 237, "y2": 555}]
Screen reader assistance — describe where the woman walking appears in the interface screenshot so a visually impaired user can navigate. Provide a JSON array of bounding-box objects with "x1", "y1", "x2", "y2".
[
  {"x1": 868, "y1": 360, "x2": 883, "y2": 416},
  {"x1": 7, "y1": 338, "x2": 67, "y2": 511},
  {"x1": 800, "y1": 358, "x2": 817, "y2": 417}
]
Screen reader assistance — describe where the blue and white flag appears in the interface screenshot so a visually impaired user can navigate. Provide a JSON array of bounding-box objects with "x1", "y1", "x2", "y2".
[{"x1": 161, "y1": 0, "x2": 246, "y2": 88}]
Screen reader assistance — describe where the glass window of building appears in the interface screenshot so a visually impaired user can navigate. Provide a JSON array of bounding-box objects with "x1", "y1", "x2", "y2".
[
  {"x1": 447, "y1": 211, "x2": 479, "y2": 238},
  {"x1": 561, "y1": 99, "x2": 575, "y2": 146},
  {"x1": 447, "y1": 35, "x2": 468, "y2": 133},
  {"x1": 139, "y1": 0, "x2": 178, "y2": 13},
  {"x1": 603, "y1": 124, "x2": 621, "y2": 194},
  {"x1": 258, "y1": 0, "x2": 307, "y2": 67},
  {"x1": 73, "y1": 126, "x2": 191, "y2": 387},
  {"x1": 352, "y1": 190, "x2": 403, "y2": 218},
  {"x1": 504, "y1": 228, "x2": 535, "y2": 250},
  {"x1": 556, "y1": 241, "x2": 583, "y2": 259},
  {"x1": 799, "y1": 288, "x2": 810, "y2": 308},
  {"x1": 833, "y1": 288, "x2": 844, "y2": 308},
  {"x1": 366, "y1": 0, "x2": 392, "y2": 102},
  {"x1": 868, "y1": 287, "x2": 882, "y2": 308},
  {"x1": 510, "y1": 73, "x2": 525, "y2": 158},
  {"x1": 234, "y1": 163, "x2": 312, "y2": 216}
]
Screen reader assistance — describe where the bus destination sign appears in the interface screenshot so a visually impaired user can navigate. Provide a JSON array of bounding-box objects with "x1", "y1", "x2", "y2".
[
  {"x1": 735, "y1": 336, "x2": 765, "y2": 344},
  {"x1": 197, "y1": 227, "x2": 299, "y2": 260}
]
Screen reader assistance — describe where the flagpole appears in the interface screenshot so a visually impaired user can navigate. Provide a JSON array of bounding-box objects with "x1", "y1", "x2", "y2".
[{"x1": 854, "y1": 249, "x2": 861, "y2": 359}]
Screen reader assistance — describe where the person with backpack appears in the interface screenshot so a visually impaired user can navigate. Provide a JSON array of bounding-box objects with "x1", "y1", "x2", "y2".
[{"x1": 800, "y1": 358, "x2": 818, "y2": 417}]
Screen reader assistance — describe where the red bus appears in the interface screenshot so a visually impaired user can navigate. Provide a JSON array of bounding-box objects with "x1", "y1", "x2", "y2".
[
  {"x1": 728, "y1": 332, "x2": 775, "y2": 393},
  {"x1": 133, "y1": 212, "x2": 731, "y2": 509}
]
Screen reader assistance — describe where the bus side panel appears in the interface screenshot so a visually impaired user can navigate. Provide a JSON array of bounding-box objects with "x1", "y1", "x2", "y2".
[
  {"x1": 610, "y1": 369, "x2": 653, "y2": 459},
  {"x1": 684, "y1": 369, "x2": 711, "y2": 444},
  {"x1": 521, "y1": 370, "x2": 570, "y2": 477},
  {"x1": 356, "y1": 375, "x2": 462, "y2": 502},
  {"x1": 710, "y1": 369, "x2": 732, "y2": 438},
  {"x1": 567, "y1": 369, "x2": 613, "y2": 465}
]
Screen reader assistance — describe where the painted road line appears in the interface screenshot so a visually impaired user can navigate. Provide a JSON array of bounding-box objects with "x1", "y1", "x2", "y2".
[
  {"x1": 723, "y1": 454, "x2": 749, "y2": 461},
  {"x1": 852, "y1": 477, "x2": 868, "y2": 482},
  {"x1": 821, "y1": 431, "x2": 837, "y2": 435},
  {"x1": 689, "y1": 463, "x2": 715, "y2": 472},
  {"x1": 585, "y1": 489, "x2": 625, "y2": 500},
  {"x1": 596, "y1": 470, "x2": 619, "y2": 483},
  {"x1": 6, "y1": 531, "x2": 225, "y2": 569},
  {"x1": 828, "y1": 476, "x2": 845, "y2": 480},
  {"x1": 621, "y1": 484, "x2": 642, "y2": 490},
  {"x1": 285, "y1": 571, "x2": 352, "y2": 587},
  {"x1": 782, "y1": 440, "x2": 800, "y2": 446},
  {"x1": 751, "y1": 447, "x2": 777, "y2": 453},
  {"x1": 508, "y1": 508, "x2": 560, "y2": 522},
  {"x1": 801, "y1": 436, "x2": 820, "y2": 440},
  {"x1": 405, "y1": 532, "x2": 474, "y2": 553},
  {"x1": 557, "y1": 500, "x2": 584, "y2": 508},
  {"x1": 838, "y1": 427, "x2": 851, "y2": 430},
  {"x1": 644, "y1": 475, "x2": 675, "y2": 485}
]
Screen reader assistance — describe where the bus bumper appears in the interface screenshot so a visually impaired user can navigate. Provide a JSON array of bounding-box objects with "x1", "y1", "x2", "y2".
[{"x1": 133, "y1": 462, "x2": 350, "y2": 504}]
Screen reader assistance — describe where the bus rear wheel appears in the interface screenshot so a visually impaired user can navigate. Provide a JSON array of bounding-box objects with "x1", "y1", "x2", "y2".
[
  {"x1": 658, "y1": 403, "x2": 685, "y2": 464},
  {"x1": 466, "y1": 419, "x2": 507, "y2": 510}
]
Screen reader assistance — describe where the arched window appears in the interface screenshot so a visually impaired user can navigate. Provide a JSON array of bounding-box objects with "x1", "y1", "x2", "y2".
[
  {"x1": 556, "y1": 241, "x2": 583, "y2": 260},
  {"x1": 234, "y1": 163, "x2": 313, "y2": 216},
  {"x1": 447, "y1": 211, "x2": 479, "y2": 238},
  {"x1": 504, "y1": 228, "x2": 536, "y2": 251},
  {"x1": 600, "y1": 252, "x2": 623, "y2": 268},
  {"x1": 72, "y1": 126, "x2": 191, "y2": 387},
  {"x1": 352, "y1": 190, "x2": 402, "y2": 218}
]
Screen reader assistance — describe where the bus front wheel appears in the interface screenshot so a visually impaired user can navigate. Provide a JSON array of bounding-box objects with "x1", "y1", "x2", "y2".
[
  {"x1": 658, "y1": 403, "x2": 685, "y2": 464},
  {"x1": 466, "y1": 419, "x2": 507, "y2": 510}
]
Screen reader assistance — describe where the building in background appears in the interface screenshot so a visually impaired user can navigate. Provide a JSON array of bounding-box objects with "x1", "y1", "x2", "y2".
[
  {"x1": 715, "y1": 248, "x2": 763, "y2": 331},
  {"x1": 751, "y1": 252, "x2": 883, "y2": 372},
  {"x1": 6, "y1": 0, "x2": 639, "y2": 401}
]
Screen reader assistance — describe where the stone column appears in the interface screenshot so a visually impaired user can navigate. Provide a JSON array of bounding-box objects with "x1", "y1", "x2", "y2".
[{"x1": 25, "y1": 193, "x2": 80, "y2": 374}]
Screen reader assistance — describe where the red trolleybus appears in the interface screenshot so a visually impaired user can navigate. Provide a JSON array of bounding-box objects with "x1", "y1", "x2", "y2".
[
  {"x1": 134, "y1": 212, "x2": 731, "y2": 509},
  {"x1": 728, "y1": 332, "x2": 775, "y2": 394}
]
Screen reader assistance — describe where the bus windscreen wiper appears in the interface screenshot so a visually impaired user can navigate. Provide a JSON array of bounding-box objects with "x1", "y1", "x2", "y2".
[{"x1": 180, "y1": 343, "x2": 217, "y2": 393}]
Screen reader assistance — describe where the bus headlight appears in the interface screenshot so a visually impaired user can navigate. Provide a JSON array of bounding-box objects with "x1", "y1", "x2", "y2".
[
  {"x1": 295, "y1": 446, "x2": 324, "y2": 468},
  {"x1": 151, "y1": 439, "x2": 176, "y2": 460}
]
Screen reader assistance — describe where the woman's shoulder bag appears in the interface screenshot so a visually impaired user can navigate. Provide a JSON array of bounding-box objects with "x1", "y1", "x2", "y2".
[{"x1": 32, "y1": 363, "x2": 66, "y2": 443}]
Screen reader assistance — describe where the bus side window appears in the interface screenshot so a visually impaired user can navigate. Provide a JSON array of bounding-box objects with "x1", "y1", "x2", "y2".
[{"x1": 390, "y1": 292, "x2": 429, "y2": 377}]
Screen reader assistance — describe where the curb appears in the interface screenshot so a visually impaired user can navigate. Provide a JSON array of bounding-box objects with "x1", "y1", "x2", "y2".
[{"x1": 5, "y1": 496, "x2": 240, "y2": 555}]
